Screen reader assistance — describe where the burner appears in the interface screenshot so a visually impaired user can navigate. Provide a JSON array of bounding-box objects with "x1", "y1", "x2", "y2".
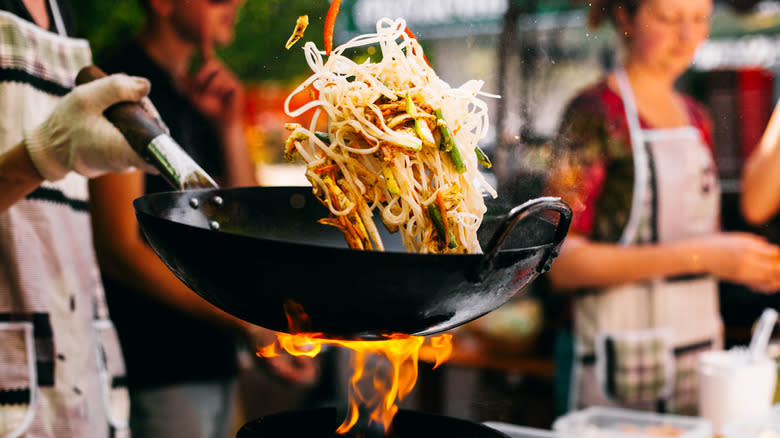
[{"x1": 237, "y1": 407, "x2": 510, "y2": 438}]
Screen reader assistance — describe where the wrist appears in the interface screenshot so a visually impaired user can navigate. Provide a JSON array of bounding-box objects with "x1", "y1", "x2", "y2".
[{"x1": 23, "y1": 123, "x2": 68, "y2": 181}]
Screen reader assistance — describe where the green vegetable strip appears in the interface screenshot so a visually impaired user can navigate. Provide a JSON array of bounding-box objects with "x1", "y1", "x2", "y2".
[
  {"x1": 427, "y1": 203, "x2": 449, "y2": 247},
  {"x1": 447, "y1": 230, "x2": 458, "y2": 249},
  {"x1": 314, "y1": 131, "x2": 331, "y2": 144},
  {"x1": 434, "y1": 109, "x2": 466, "y2": 173},
  {"x1": 474, "y1": 145, "x2": 492, "y2": 168}
]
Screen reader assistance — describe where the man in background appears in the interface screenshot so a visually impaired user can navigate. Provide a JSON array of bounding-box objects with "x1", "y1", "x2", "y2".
[{"x1": 89, "y1": 1, "x2": 318, "y2": 437}]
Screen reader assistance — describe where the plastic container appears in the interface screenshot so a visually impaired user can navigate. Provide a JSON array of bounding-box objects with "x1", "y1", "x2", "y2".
[
  {"x1": 698, "y1": 349, "x2": 777, "y2": 434},
  {"x1": 720, "y1": 403, "x2": 780, "y2": 438},
  {"x1": 483, "y1": 422, "x2": 558, "y2": 438},
  {"x1": 552, "y1": 406, "x2": 712, "y2": 438}
]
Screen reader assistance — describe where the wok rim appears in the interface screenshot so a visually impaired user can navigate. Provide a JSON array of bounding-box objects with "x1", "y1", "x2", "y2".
[{"x1": 132, "y1": 187, "x2": 561, "y2": 260}]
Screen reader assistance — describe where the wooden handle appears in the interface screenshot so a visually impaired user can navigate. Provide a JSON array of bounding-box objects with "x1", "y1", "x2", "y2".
[{"x1": 75, "y1": 65, "x2": 165, "y2": 156}]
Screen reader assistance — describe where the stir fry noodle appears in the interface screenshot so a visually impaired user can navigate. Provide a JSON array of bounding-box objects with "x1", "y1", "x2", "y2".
[{"x1": 283, "y1": 18, "x2": 497, "y2": 254}]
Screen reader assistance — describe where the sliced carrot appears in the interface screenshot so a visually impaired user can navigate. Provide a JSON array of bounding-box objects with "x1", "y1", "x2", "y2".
[
  {"x1": 403, "y1": 27, "x2": 430, "y2": 66},
  {"x1": 324, "y1": 0, "x2": 342, "y2": 55},
  {"x1": 312, "y1": 164, "x2": 338, "y2": 175}
]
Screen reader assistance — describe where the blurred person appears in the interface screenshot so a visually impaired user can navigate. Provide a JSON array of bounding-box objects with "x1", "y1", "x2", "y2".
[
  {"x1": 545, "y1": 0, "x2": 780, "y2": 415},
  {"x1": 0, "y1": 0, "x2": 160, "y2": 436},
  {"x1": 88, "y1": 1, "x2": 317, "y2": 437}
]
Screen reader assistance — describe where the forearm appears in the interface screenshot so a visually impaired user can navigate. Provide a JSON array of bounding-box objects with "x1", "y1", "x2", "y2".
[
  {"x1": 547, "y1": 236, "x2": 704, "y2": 291},
  {"x1": 218, "y1": 123, "x2": 256, "y2": 188},
  {"x1": 741, "y1": 104, "x2": 780, "y2": 225},
  {"x1": 96, "y1": 238, "x2": 250, "y2": 336},
  {"x1": 0, "y1": 141, "x2": 44, "y2": 212},
  {"x1": 742, "y1": 142, "x2": 780, "y2": 225}
]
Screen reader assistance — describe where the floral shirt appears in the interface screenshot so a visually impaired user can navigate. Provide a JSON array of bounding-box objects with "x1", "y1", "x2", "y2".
[{"x1": 548, "y1": 80, "x2": 714, "y2": 243}]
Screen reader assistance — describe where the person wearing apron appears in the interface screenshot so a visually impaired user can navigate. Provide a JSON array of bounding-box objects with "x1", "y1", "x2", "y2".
[
  {"x1": 546, "y1": 0, "x2": 780, "y2": 415},
  {"x1": 0, "y1": 0, "x2": 157, "y2": 436}
]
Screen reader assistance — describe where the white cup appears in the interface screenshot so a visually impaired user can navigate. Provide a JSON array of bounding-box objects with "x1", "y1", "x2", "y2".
[{"x1": 697, "y1": 350, "x2": 777, "y2": 434}]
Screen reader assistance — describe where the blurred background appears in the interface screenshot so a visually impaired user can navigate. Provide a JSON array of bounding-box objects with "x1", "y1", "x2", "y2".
[{"x1": 67, "y1": 0, "x2": 780, "y2": 429}]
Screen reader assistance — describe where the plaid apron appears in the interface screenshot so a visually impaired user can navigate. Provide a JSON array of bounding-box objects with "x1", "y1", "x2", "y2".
[
  {"x1": 0, "y1": 4, "x2": 129, "y2": 437},
  {"x1": 571, "y1": 68, "x2": 723, "y2": 415}
]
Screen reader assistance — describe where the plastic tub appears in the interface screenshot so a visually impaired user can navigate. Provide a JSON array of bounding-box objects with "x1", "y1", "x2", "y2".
[
  {"x1": 483, "y1": 422, "x2": 558, "y2": 438},
  {"x1": 552, "y1": 406, "x2": 712, "y2": 438},
  {"x1": 720, "y1": 403, "x2": 780, "y2": 438}
]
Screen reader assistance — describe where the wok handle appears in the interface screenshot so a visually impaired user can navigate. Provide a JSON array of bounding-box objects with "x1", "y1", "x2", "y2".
[
  {"x1": 76, "y1": 65, "x2": 166, "y2": 156},
  {"x1": 474, "y1": 197, "x2": 572, "y2": 282},
  {"x1": 75, "y1": 65, "x2": 218, "y2": 190}
]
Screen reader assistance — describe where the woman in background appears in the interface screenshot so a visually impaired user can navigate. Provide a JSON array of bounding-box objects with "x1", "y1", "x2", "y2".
[{"x1": 546, "y1": 0, "x2": 780, "y2": 414}]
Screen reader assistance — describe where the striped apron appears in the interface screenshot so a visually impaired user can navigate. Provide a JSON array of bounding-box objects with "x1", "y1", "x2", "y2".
[{"x1": 0, "y1": 3, "x2": 129, "y2": 437}]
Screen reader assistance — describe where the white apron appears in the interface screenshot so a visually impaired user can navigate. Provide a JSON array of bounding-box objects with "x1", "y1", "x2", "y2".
[
  {"x1": 0, "y1": 3, "x2": 129, "y2": 437},
  {"x1": 570, "y1": 69, "x2": 723, "y2": 414}
]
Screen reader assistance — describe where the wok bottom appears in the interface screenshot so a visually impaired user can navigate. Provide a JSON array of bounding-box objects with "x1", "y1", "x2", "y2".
[{"x1": 237, "y1": 407, "x2": 509, "y2": 438}]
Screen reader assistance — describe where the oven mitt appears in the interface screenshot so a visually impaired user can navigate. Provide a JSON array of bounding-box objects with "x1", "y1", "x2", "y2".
[
  {"x1": 24, "y1": 74, "x2": 159, "y2": 181},
  {"x1": 594, "y1": 328, "x2": 676, "y2": 405}
]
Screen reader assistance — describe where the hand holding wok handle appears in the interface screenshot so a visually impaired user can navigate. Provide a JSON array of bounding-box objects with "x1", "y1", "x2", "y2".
[{"x1": 76, "y1": 65, "x2": 218, "y2": 190}]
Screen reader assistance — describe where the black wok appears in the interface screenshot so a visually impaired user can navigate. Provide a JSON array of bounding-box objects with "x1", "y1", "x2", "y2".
[
  {"x1": 77, "y1": 66, "x2": 572, "y2": 340},
  {"x1": 134, "y1": 187, "x2": 570, "y2": 338}
]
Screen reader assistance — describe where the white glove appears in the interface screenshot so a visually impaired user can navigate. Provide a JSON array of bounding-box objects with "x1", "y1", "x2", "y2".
[{"x1": 24, "y1": 73, "x2": 159, "y2": 181}]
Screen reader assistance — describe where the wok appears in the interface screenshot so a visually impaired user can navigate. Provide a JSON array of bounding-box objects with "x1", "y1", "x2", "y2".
[
  {"x1": 77, "y1": 66, "x2": 572, "y2": 339},
  {"x1": 236, "y1": 407, "x2": 510, "y2": 437}
]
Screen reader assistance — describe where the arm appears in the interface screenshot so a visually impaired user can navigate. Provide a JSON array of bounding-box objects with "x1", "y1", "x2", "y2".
[
  {"x1": 741, "y1": 101, "x2": 780, "y2": 225},
  {"x1": 547, "y1": 90, "x2": 780, "y2": 294},
  {"x1": 1, "y1": 74, "x2": 156, "y2": 213},
  {"x1": 0, "y1": 141, "x2": 44, "y2": 213},
  {"x1": 89, "y1": 171, "x2": 252, "y2": 333},
  {"x1": 548, "y1": 232, "x2": 780, "y2": 294},
  {"x1": 89, "y1": 172, "x2": 316, "y2": 383}
]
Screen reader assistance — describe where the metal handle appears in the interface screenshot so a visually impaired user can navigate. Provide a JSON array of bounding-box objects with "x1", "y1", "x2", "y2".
[
  {"x1": 75, "y1": 65, "x2": 218, "y2": 190},
  {"x1": 474, "y1": 197, "x2": 572, "y2": 282}
]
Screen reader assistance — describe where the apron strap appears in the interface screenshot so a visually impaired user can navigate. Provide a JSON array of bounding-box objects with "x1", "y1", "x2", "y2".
[
  {"x1": 615, "y1": 68, "x2": 649, "y2": 246},
  {"x1": 47, "y1": 0, "x2": 66, "y2": 37}
]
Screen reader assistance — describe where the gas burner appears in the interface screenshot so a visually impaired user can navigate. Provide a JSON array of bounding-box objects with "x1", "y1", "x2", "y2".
[{"x1": 237, "y1": 407, "x2": 509, "y2": 438}]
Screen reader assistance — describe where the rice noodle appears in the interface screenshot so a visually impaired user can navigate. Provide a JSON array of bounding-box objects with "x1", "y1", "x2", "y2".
[{"x1": 283, "y1": 18, "x2": 497, "y2": 254}]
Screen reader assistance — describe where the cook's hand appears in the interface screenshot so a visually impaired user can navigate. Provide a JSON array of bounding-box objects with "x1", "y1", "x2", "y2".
[
  {"x1": 263, "y1": 351, "x2": 320, "y2": 385},
  {"x1": 694, "y1": 232, "x2": 780, "y2": 293},
  {"x1": 243, "y1": 324, "x2": 319, "y2": 385},
  {"x1": 179, "y1": 43, "x2": 244, "y2": 128},
  {"x1": 24, "y1": 74, "x2": 158, "y2": 181}
]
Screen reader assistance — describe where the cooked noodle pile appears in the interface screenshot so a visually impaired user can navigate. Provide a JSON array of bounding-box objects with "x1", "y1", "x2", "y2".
[{"x1": 283, "y1": 18, "x2": 497, "y2": 254}]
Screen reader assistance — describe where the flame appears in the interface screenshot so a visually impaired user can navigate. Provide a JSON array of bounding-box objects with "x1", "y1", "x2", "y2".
[{"x1": 258, "y1": 332, "x2": 453, "y2": 434}]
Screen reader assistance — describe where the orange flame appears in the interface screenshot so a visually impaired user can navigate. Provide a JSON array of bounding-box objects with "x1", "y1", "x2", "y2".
[{"x1": 258, "y1": 332, "x2": 453, "y2": 435}]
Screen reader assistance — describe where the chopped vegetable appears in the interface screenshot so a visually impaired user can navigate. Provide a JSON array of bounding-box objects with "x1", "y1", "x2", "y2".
[
  {"x1": 324, "y1": 0, "x2": 342, "y2": 55},
  {"x1": 283, "y1": 131, "x2": 308, "y2": 162},
  {"x1": 285, "y1": 15, "x2": 309, "y2": 50},
  {"x1": 314, "y1": 131, "x2": 331, "y2": 144},
  {"x1": 474, "y1": 145, "x2": 492, "y2": 168},
  {"x1": 403, "y1": 27, "x2": 430, "y2": 66},
  {"x1": 435, "y1": 191, "x2": 455, "y2": 248},
  {"x1": 434, "y1": 109, "x2": 466, "y2": 173},
  {"x1": 427, "y1": 203, "x2": 447, "y2": 248},
  {"x1": 382, "y1": 165, "x2": 400, "y2": 195},
  {"x1": 405, "y1": 92, "x2": 435, "y2": 148}
]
